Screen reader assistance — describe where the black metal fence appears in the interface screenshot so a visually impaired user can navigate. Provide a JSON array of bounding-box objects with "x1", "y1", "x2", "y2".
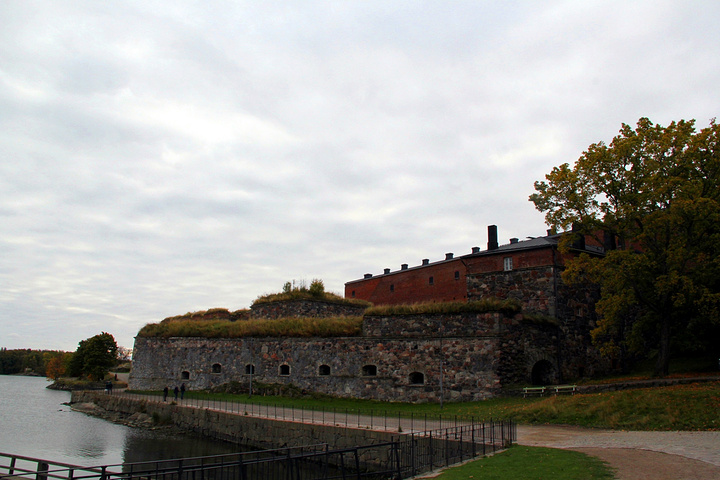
[
  {"x1": 102, "y1": 390, "x2": 484, "y2": 433},
  {"x1": 0, "y1": 420, "x2": 515, "y2": 480}
]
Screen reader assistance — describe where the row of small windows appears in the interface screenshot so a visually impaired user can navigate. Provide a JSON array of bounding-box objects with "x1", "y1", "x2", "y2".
[{"x1": 185, "y1": 364, "x2": 425, "y2": 384}]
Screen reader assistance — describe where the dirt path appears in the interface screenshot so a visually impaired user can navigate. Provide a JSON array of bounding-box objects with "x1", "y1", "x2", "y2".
[{"x1": 517, "y1": 425, "x2": 720, "y2": 480}]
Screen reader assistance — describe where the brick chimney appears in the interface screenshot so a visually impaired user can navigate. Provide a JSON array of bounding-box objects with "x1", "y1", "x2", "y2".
[{"x1": 488, "y1": 225, "x2": 499, "y2": 251}]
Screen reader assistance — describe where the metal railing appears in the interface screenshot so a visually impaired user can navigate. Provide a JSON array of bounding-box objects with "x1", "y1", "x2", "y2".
[
  {"x1": 1, "y1": 420, "x2": 515, "y2": 480},
  {"x1": 99, "y1": 390, "x2": 486, "y2": 433}
]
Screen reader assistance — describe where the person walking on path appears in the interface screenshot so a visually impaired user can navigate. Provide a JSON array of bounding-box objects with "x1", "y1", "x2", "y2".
[
  {"x1": 180, "y1": 383, "x2": 185, "y2": 400},
  {"x1": 173, "y1": 386, "x2": 179, "y2": 401},
  {"x1": 163, "y1": 386, "x2": 169, "y2": 402}
]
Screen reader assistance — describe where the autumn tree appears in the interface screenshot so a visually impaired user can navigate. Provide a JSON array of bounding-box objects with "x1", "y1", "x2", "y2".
[
  {"x1": 530, "y1": 118, "x2": 720, "y2": 376},
  {"x1": 68, "y1": 332, "x2": 119, "y2": 380},
  {"x1": 45, "y1": 353, "x2": 71, "y2": 380}
]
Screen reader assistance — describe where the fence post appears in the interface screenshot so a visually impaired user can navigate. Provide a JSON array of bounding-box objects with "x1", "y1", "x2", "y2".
[
  {"x1": 411, "y1": 433, "x2": 417, "y2": 478},
  {"x1": 354, "y1": 448, "x2": 361, "y2": 480},
  {"x1": 393, "y1": 441, "x2": 402, "y2": 479},
  {"x1": 35, "y1": 462, "x2": 48, "y2": 480},
  {"x1": 501, "y1": 420, "x2": 505, "y2": 448},
  {"x1": 482, "y1": 422, "x2": 486, "y2": 456},
  {"x1": 471, "y1": 421, "x2": 476, "y2": 458}
]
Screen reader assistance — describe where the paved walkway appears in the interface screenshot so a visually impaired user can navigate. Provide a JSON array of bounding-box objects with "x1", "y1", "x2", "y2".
[
  {"x1": 517, "y1": 425, "x2": 720, "y2": 480},
  {"x1": 517, "y1": 425, "x2": 720, "y2": 466}
]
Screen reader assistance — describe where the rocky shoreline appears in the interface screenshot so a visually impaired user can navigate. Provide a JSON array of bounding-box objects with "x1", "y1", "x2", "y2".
[{"x1": 68, "y1": 400, "x2": 184, "y2": 433}]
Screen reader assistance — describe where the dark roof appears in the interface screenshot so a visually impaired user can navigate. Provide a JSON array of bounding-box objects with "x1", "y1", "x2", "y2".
[{"x1": 346, "y1": 232, "x2": 604, "y2": 284}]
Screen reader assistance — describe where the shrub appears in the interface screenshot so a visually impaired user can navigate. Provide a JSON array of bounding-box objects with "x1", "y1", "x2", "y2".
[{"x1": 252, "y1": 286, "x2": 370, "y2": 308}]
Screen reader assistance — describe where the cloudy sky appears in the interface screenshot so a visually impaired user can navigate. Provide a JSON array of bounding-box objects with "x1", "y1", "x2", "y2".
[{"x1": 2, "y1": 1, "x2": 718, "y2": 352}]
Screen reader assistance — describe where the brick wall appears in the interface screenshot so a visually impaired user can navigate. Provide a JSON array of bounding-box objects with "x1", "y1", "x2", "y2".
[{"x1": 345, "y1": 258, "x2": 468, "y2": 306}]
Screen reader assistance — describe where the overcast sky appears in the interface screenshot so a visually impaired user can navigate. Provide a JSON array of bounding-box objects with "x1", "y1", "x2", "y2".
[{"x1": 1, "y1": 1, "x2": 718, "y2": 352}]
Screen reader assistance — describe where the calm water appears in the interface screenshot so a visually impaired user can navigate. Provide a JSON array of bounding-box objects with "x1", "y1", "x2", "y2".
[{"x1": 0, "y1": 375, "x2": 240, "y2": 466}]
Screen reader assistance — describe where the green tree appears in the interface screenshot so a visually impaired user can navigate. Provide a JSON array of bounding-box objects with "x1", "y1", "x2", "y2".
[
  {"x1": 530, "y1": 118, "x2": 720, "y2": 376},
  {"x1": 68, "y1": 332, "x2": 119, "y2": 380}
]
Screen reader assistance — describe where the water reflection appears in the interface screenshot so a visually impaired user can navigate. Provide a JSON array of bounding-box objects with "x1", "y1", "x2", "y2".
[
  {"x1": 0, "y1": 376, "x2": 247, "y2": 467},
  {"x1": 122, "y1": 430, "x2": 243, "y2": 465}
]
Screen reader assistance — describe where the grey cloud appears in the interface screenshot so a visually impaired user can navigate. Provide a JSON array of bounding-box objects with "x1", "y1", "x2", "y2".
[{"x1": 2, "y1": 1, "x2": 719, "y2": 351}]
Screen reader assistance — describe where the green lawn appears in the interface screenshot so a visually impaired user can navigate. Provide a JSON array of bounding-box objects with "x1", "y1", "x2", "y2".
[
  {"x1": 426, "y1": 446, "x2": 614, "y2": 480},
  {"x1": 147, "y1": 379, "x2": 720, "y2": 431}
]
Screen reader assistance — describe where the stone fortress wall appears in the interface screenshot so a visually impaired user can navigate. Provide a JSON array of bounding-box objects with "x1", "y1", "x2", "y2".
[{"x1": 129, "y1": 297, "x2": 609, "y2": 402}]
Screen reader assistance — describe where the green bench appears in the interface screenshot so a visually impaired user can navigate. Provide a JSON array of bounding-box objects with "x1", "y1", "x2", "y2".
[
  {"x1": 523, "y1": 385, "x2": 577, "y2": 397},
  {"x1": 522, "y1": 386, "x2": 546, "y2": 397}
]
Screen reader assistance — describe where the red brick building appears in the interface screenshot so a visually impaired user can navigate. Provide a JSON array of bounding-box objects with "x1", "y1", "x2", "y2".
[{"x1": 345, "y1": 225, "x2": 604, "y2": 317}]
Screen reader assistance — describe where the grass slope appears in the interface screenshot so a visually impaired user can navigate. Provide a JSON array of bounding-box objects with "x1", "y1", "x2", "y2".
[{"x1": 428, "y1": 446, "x2": 614, "y2": 480}]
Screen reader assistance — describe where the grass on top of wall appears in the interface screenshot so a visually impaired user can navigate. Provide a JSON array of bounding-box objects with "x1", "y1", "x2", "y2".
[
  {"x1": 137, "y1": 315, "x2": 364, "y2": 339},
  {"x1": 364, "y1": 298, "x2": 522, "y2": 316},
  {"x1": 252, "y1": 290, "x2": 372, "y2": 308}
]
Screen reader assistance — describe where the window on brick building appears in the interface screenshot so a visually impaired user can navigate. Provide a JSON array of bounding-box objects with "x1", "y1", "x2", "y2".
[
  {"x1": 454, "y1": 270, "x2": 460, "y2": 280},
  {"x1": 409, "y1": 372, "x2": 425, "y2": 385},
  {"x1": 351, "y1": 290, "x2": 355, "y2": 297},
  {"x1": 318, "y1": 364, "x2": 331, "y2": 376},
  {"x1": 211, "y1": 363, "x2": 222, "y2": 374},
  {"x1": 390, "y1": 284, "x2": 394, "y2": 292},
  {"x1": 428, "y1": 276, "x2": 434, "y2": 285},
  {"x1": 361, "y1": 364, "x2": 377, "y2": 376},
  {"x1": 279, "y1": 364, "x2": 290, "y2": 376},
  {"x1": 503, "y1": 257, "x2": 513, "y2": 271},
  {"x1": 245, "y1": 364, "x2": 255, "y2": 375},
  {"x1": 181, "y1": 371, "x2": 190, "y2": 380}
]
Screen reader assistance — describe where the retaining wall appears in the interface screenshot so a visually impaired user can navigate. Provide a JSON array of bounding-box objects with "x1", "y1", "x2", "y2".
[{"x1": 71, "y1": 391, "x2": 396, "y2": 461}]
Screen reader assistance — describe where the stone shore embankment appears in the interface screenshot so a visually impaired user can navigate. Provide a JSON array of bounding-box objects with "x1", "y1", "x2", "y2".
[{"x1": 70, "y1": 391, "x2": 398, "y2": 465}]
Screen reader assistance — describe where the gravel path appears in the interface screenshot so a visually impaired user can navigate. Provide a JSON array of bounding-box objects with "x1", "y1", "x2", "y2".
[{"x1": 517, "y1": 425, "x2": 720, "y2": 479}]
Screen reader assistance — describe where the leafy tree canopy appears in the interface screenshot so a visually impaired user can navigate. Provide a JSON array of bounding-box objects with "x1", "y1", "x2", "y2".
[
  {"x1": 530, "y1": 118, "x2": 720, "y2": 376},
  {"x1": 68, "y1": 332, "x2": 119, "y2": 380}
]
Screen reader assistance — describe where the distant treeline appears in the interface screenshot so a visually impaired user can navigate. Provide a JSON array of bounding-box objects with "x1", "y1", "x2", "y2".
[{"x1": 0, "y1": 348, "x2": 68, "y2": 376}]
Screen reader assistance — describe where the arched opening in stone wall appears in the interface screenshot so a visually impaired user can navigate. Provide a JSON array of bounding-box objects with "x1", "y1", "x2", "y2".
[
  {"x1": 211, "y1": 363, "x2": 222, "y2": 374},
  {"x1": 531, "y1": 360, "x2": 556, "y2": 385},
  {"x1": 318, "y1": 364, "x2": 331, "y2": 376},
  {"x1": 245, "y1": 364, "x2": 255, "y2": 375},
  {"x1": 409, "y1": 372, "x2": 425, "y2": 385},
  {"x1": 181, "y1": 371, "x2": 190, "y2": 380},
  {"x1": 361, "y1": 364, "x2": 377, "y2": 376},
  {"x1": 279, "y1": 364, "x2": 290, "y2": 376}
]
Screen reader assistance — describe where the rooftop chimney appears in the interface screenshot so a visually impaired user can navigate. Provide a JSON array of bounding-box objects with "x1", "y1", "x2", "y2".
[
  {"x1": 487, "y1": 225, "x2": 499, "y2": 251},
  {"x1": 571, "y1": 223, "x2": 586, "y2": 250},
  {"x1": 364, "y1": 273, "x2": 373, "y2": 279},
  {"x1": 510, "y1": 237, "x2": 519, "y2": 244},
  {"x1": 445, "y1": 253, "x2": 454, "y2": 260},
  {"x1": 422, "y1": 259, "x2": 430, "y2": 266},
  {"x1": 383, "y1": 268, "x2": 390, "y2": 275},
  {"x1": 401, "y1": 264, "x2": 408, "y2": 270},
  {"x1": 471, "y1": 246, "x2": 480, "y2": 254}
]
